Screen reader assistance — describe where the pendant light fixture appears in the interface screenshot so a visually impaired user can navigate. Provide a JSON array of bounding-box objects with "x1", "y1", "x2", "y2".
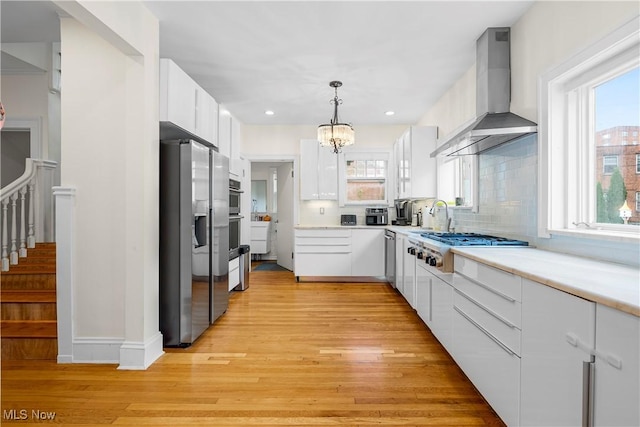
[{"x1": 317, "y1": 81, "x2": 354, "y2": 153}]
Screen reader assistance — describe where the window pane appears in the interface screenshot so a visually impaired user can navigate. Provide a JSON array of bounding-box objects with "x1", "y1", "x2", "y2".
[
  {"x1": 346, "y1": 180, "x2": 385, "y2": 202},
  {"x1": 346, "y1": 160, "x2": 356, "y2": 177},
  {"x1": 594, "y1": 67, "x2": 640, "y2": 225}
]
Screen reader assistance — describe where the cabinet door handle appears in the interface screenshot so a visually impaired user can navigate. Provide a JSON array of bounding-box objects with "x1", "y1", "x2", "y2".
[
  {"x1": 455, "y1": 271, "x2": 516, "y2": 302},
  {"x1": 455, "y1": 288, "x2": 517, "y2": 329},
  {"x1": 454, "y1": 306, "x2": 517, "y2": 357},
  {"x1": 582, "y1": 359, "x2": 595, "y2": 427}
]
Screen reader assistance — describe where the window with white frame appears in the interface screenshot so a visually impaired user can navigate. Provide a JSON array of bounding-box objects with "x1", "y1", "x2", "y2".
[
  {"x1": 636, "y1": 191, "x2": 640, "y2": 212},
  {"x1": 636, "y1": 154, "x2": 640, "y2": 174},
  {"x1": 540, "y1": 17, "x2": 640, "y2": 237},
  {"x1": 339, "y1": 152, "x2": 389, "y2": 205}
]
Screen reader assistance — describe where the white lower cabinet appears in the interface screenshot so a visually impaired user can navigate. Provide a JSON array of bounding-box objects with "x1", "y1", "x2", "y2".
[
  {"x1": 395, "y1": 233, "x2": 405, "y2": 294},
  {"x1": 453, "y1": 303, "x2": 521, "y2": 426},
  {"x1": 452, "y1": 255, "x2": 522, "y2": 427},
  {"x1": 229, "y1": 257, "x2": 240, "y2": 291},
  {"x1": 293, "y1": 228, "x2": 384, "y2": 278},
  {"x1": 294, "y1": 229, "x2": 351, "y2": 277},
  {"x1": 520, "y1": 279, "x2": 595, "y2": 426},
  {"x1": 402, "y1": 238, "x2": 416, "y2": 308},
  {"x1": 351, "y1": 229, "x2": 385, "y2": 276},
  {"x1": 594, "y1": 304, "x2": 640, "y2": 427},
  {"x1": 430, "y1": 273, "x2": 453, "y2": 351},
  {"x1": 415, "y1": 263, "x2": 431, "y2": 323}
]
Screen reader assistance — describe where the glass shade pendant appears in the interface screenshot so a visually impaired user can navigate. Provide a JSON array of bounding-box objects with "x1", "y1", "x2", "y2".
[{"x1": 317, "y1": 81, "x2": 355, "y2": 153}]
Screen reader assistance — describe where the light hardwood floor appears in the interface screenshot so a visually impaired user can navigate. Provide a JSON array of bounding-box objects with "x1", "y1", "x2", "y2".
[{"x1": 1, "y1": 269, "x2": 505, "y2": 426}]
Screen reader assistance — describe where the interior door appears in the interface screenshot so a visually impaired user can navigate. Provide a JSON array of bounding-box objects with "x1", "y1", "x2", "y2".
[{"x1": 276, "y1": 163, "x2": 294, "y2": 271}]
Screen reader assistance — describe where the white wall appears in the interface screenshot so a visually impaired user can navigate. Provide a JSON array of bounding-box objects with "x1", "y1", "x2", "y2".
[
  {"x1": 57, "y1": 0, "x2": 161, "y2": 367},
  {"x1": 420, "y1": 1, "x2": 639, "y2": 266}
]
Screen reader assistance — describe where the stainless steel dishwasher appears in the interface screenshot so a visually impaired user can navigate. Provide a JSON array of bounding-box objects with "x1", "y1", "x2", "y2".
[{"x1": 384, "y1": 230, "x2": 396, "y2": 288}]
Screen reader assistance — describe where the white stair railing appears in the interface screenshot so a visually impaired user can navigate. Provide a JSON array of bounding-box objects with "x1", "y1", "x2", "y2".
[{"x1": 1, "y1": 158, "x2": 57, "y2": 271}]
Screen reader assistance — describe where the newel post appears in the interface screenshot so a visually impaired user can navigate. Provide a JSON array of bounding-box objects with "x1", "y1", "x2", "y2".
[{"x1": 53, "y1": 186, "x2": 76, "y2": 363}]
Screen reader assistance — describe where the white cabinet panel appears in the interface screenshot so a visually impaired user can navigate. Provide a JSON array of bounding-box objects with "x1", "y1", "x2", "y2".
[
  {"x1": 251, "y1": 221, "x2": 271, "y2": 254},
  {"x1": 594, "y1": 304, "x2": 640, "y2": 427},
  {"x1": 430, "y1": 275, "x2": 453, "y2": 351},
  {"x1": 453, "y1": 306, "x2": 520, "y2": 427},
  {"x1": 300, "y1": 139, "x2": 337, "y2": 200},
  {"x1": 395, "y1": 233, "x2": 405, "y2": 294},
  {"x1": 394, "y1": 126, "x2": 437, "y2": 199},
  {"x1": 218, "y1": 111, "x2": 231, "y2": 159},
  {"x1": 229, "y1": 257, "x2": 240, "y2": 291},
  {"x1": 520, "y1": 279, "x2": 596, "y2": 427},
  {"x1": 195, "y1": 86, "x2": 218, "y2": 144},
  {"x1": 160, "y1": 58, "x2": 196, "y2": 134},
  {"x1": 402, "y1": 238, "x2": 416, "y2": 308},
  {"x1": 295, "y1": 253, "x2": 351, "y2": 276},
  {"x1": 351, "y1": 229, "x2": 384, "y2": 276},
  {"x1": 415, "y1": 264, "x2": 432, "y2": 324}
]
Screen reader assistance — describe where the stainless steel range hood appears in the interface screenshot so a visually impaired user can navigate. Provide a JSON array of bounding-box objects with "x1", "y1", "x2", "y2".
[{"x1": 431, "y1": 28, "x2": 537, "y2": 157}]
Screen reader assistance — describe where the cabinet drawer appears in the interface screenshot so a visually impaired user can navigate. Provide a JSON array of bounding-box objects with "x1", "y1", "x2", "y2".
[
  {"x1": 454, "y1": 289, "x2": 521, "y2": 355},
  {"x1": 295, "y1": 229, "x2": 350, "y2": 238},
  {"x1": 453, "y1": 308, "x2": 520, "y2": 427},
  {"x1": 295, "y1": 253, "x2": 351, "y2": 276},
  {"x1": 454, "y1": 255, "x2": 521, "y2": 301},
  {"x1": 453, "y1": 272, "x2": 521, "y2": 329},
  {"x1": 295, "y1": 244, "x2": 350, "y2": 254}
]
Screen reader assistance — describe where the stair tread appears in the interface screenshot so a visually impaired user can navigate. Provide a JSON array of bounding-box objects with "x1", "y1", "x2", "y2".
[
  {"x1": 1, "y1": 290, "x2": 56, "y2": 303},
  {"x1": 0, "y1": 320, "x2": 57, "y2": 338}
]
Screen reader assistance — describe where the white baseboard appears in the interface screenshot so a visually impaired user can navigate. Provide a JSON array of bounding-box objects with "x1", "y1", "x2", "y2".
[
  {"x1": 118, "y1": 332, "x2": 164, "y2": 370},
  {"x1": 72, "y1": 337, "x2": 123, "y2": 364}
]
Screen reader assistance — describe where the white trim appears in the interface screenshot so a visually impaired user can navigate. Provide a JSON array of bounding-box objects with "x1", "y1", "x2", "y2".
[
  {"x1": 118, "y1": 332, "x2": 164, "y2": 370},
  {"x1": 53, "y1": 186, "x2": 76, "y2": 364},
  {"x1": 538, "y1": 16, "x2": 640, "y2": 239},
  {"x1": 3, "y1": 117, "x2": 43, "y2": 160},
  {"x1": 71, "y1": 337, "x2": 123, "y2": 364},
  {"x1": 245, "y1": 154, "x2": 299, "y2": 227}
]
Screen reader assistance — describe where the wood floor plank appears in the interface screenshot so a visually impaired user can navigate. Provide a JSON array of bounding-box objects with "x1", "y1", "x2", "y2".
[{"x1": 1, "y1": 270, "x2": 504, "y2": 425}]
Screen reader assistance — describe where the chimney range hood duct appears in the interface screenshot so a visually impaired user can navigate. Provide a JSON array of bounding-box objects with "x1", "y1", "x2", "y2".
[{"x1": 431, "y1": 28, "x2": 537, "y2": 157}]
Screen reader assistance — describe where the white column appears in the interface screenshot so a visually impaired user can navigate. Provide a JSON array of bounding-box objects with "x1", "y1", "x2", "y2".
[{"x1": 53, "y1": 186, "x2": 76, "y2": 363}]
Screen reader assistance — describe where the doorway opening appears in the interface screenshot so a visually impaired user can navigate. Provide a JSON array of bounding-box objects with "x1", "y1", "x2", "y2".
[{"x1": 248, "y1": 159, "x2": 297, "y2": 272}]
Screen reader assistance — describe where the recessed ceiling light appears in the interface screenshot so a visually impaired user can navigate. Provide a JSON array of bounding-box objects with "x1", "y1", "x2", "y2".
[
  {"x1": 265, "y1": 110, "x2": 275, "y2": 116},
  {"x1": 385, "y1": 111, "x2": 395, "y2": 116}
]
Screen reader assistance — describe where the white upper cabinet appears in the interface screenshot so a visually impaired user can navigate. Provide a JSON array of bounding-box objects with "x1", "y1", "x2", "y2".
[
  {"x1": 160, "y1": 58, "x2": 196, "y2": 134},
  {"x1": 299, "y1": 139, "x2": 337, "y2": 200},
  {"x1": 195, "y1": 86, "x2": 218, "y2": 145},
  {"x1": 160, "y1": 58, "x2": 218, "y2": 146},
  {"x1": 394, "y1": 126, "x2": 437, "y2": 199},
  {"x1": 218, "y1": 108, "x2": 243, "y2": 177}
]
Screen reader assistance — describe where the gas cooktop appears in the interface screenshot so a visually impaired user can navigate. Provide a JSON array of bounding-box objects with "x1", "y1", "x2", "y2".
[{"x1": 420, "y1": 232, "x2": 529, "y2": 247}]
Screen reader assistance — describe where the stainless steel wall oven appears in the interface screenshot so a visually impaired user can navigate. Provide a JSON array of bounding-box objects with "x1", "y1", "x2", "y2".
[{"x1": 229, "y1": 178, "x2": 242, "y2": 215}]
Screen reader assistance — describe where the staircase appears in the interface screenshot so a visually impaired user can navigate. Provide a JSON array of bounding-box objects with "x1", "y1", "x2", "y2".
[{"x1": 1, "y1": 242, "x2": 57, "y2": 360}]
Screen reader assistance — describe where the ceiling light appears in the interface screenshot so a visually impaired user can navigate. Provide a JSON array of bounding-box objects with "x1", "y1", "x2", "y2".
[
  {"x1": 385, "y1": 111, "x2": 395, "y2": 116},
  {"x1": 264, "y1": 110, "x2": 275, "y2": 116},
  {"x1": 317, "y1": 81, "x2": 354, "y2": 154}
]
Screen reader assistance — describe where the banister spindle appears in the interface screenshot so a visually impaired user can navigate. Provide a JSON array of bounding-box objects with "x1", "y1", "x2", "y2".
[
  {"x1": 1, "y1": 198, "x2": 9, "y2": 271},
  {"x1": 9, "y1": 193, "x2": 18, "y2": 265},
  {"x1": 19, "y1": 186, "x2": 27, "y2": 257},
  {"x1": 27, "y1": 181, "x2": 36, "y2": 248}
]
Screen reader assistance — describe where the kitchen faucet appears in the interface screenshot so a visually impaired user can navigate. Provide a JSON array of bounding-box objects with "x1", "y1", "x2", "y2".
[{"x1": 429, "y1": 199, "x2": 451, "y2": 232}]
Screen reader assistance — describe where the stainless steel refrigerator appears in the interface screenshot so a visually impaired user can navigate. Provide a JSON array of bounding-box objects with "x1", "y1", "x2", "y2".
[{"x1": 159, "y1": 139, "x2": 229, "y2": 347}]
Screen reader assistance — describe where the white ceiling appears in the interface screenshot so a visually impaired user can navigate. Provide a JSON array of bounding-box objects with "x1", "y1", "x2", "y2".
[{"x1": 1, "y1": 1, "x2": 535, "y2": 126}]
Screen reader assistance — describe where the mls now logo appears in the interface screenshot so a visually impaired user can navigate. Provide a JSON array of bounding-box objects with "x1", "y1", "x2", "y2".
[{"x1": 3, "y1": 409, "x2": 56, "y2": 421}]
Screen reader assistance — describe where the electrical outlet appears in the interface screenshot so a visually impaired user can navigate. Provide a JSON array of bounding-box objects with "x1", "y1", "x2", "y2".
[{"x1": 320, "y1": 207, "x2": 325, "y2": 215}]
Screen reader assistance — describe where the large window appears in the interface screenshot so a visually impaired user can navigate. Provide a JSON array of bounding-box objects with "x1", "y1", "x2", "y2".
[
  {"x1": 339, "y1": 152, "x2": 390, "y2": 205},
  {"x1": 540, "y1": 17, "x2": 639, "y2": 239}
]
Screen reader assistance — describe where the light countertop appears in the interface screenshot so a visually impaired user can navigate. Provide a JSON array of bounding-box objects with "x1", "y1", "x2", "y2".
[{"x1": 451, "y1": 247, "x2": 640, "y2": 317}]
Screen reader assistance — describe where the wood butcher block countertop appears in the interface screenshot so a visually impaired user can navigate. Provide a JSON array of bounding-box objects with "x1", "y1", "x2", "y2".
[{"x1": 451, "y1": 247, "x2": 640, "y2": 317}]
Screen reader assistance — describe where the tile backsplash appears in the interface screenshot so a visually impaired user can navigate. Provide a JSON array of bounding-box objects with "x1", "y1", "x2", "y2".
[{"x1": 453, "y1": 134, "x2": 537, "y2": 239}]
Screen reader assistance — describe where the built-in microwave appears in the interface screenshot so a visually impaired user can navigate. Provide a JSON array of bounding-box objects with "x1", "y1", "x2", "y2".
[{"x1": 229, "y1": 179, "x2": 242, "y2": 215}]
